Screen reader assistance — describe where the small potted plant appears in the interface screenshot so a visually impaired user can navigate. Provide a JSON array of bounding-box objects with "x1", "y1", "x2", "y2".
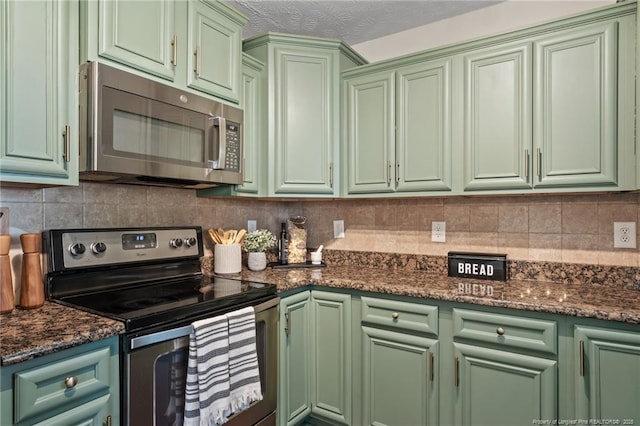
[{"x1": 243, "y1": 229, "x2": 276, "y2": 271}]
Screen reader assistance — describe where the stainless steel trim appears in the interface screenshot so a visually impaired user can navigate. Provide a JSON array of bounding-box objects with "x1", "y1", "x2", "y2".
[
  {"x1": 209, "y1": 117, "x2": 227, "y2": 170},
  {"x1": 130, "y1": 297, "x2": 279, "y2": 350}
]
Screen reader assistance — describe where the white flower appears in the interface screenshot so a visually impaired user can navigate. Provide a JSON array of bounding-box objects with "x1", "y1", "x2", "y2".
[{"x1": 243, "y1": 229, "x2": 276, "y2": 252}]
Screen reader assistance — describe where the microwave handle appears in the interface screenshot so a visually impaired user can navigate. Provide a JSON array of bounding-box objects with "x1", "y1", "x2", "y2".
[{"x1": 207, "y1": 116, "x2": 226, "y2": 170}]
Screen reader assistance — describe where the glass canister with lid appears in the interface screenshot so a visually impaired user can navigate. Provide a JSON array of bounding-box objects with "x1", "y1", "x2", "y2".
[{"x1": 286, "y1": 216, "x2": 307, "y2": 264}]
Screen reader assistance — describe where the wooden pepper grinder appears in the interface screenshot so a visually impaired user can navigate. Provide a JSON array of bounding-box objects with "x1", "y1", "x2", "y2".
[
  {"x1": 19, "y1": 233, "x2": 44, "y2": 309},
  {"x1": 0, "y1": 234, "x2": 14, "y2": 314}
]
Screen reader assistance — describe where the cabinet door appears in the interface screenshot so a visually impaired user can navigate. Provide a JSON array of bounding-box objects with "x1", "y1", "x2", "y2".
[
  {"x1": 396, "y1": 58, "x2": 452, "y2": 192},
  {"x1": 574, "y1": 326, "x2": 640, "y2": 421},
  {"x1": 32, "y1": 394, "x2": 111, "y2": 426},
  {"x1": 187, "y1": 0, "x2": 243, "y2": 103},
  {"x1": 236, "y1": 54, "x2": 265, "y2": 195},
  {"x1": 463, "y1": 42, "x2": 532, "y2": 191},
  {"x1": 362, "y1": 326, "x2": 439, "y2": 426},
  {"x1": 533, "y1": 21, "x2": 617, "y2": 188},
  {"x1": 0, "y1": 0, "x2": 78, "y2": 186},
  {"x1": 453, "y1": 343, "x2": 557, "y2": 426},
  {"x1": 310, "y1": 291, "x2": 352, "y2": 424},
  {"x1": 272, "y1": 47, "x2": 337, "y2": 195},
  {"x1": 345, "y1": 71, "x2": 395, "y2": 194},
  {"x1": 98, "y1": 0, "x2": 176, "y2": 81},
  {"x1": 279, "y1": 292, "x2": 312, "y2": 426}
]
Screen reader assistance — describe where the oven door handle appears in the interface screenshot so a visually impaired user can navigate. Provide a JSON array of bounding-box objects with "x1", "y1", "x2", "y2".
[
  {"x1": 130, "y1": 325, "x2": 193, "y2": 350},
  {"x1": 129, "y1": 297, "x2": 279, "y2": 350}
]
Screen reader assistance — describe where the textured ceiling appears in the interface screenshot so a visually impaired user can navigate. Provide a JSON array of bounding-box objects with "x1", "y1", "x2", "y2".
[{"x1": 228, "y1": 0, "x2": 502, "y2": 46}]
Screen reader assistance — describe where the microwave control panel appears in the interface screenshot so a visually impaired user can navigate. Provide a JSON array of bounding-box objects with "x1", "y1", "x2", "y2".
[{"x1": 225, "y1": 123, "x2": 241, "y2": 172}]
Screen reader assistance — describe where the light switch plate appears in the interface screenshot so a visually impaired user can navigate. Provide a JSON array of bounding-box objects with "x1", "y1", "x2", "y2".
[
  {"x1": 247, "y1": 220, "x2": 257, "y2": 232},
  {"x1": 333, "y1": 220, "x2": 345, "y2": 239},
  {"x1": 432, "y1": 221, "x2": 446, "y2": 243}
]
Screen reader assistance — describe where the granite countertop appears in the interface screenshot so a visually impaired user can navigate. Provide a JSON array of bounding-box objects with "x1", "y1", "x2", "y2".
[
  {"x1": 2, "y1": 264, "x2": 638, "y2": 367},
  {"x1": 0, "y1": 302, "x2": 125, "y2": 366},
  {"x1": 234, "y1": 264, "x2": 640, "y2": 324}
]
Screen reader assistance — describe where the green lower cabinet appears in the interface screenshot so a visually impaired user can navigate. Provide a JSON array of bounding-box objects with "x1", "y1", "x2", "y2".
[
  {"x1": 310, "y1": 291, "x2": 352, "y2": 424},
  {"x1": 574, "y1": 325, "x2": 640, "y2": 421},
  {"x1": 279, "y1": 291, "x2": 313, "y2": 426},
  {"x1": 362, "y1": 326, "x2": 439, "y2": 426},
  {"x1": 0, "y1": 337, "x2": 119, "y2": 426},
  {"x1": 453, "y1": 342, "x2": 557, "y2": 426}
]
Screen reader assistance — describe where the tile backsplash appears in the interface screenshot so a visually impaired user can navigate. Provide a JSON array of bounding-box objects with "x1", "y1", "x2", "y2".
[{"x1": 1, "y1": 183, "x2": 639, "y2": 268}]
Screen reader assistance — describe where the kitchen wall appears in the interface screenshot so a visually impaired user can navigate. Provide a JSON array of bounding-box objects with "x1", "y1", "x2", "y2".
[
  {"x1": 353, "y1": 0, "x2": 615, "y2": 62},
  {"x1": 1, "y1": 183, "x2": 638, "y2": 268}
]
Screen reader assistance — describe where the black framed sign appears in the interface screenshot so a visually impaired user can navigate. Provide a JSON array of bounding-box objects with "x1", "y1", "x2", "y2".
[{"x1": 447, "y1": 252, "x2": 508, "y2": 281}]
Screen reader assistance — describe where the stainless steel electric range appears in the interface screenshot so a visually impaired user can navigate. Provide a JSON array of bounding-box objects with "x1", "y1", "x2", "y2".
[{"x1": 43, "y1": 226, "x2": 278, "y2": 426}]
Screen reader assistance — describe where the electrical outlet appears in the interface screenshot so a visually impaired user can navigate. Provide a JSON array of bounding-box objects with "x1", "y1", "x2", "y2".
[
  {"x1": 614, "y1": 222, "x2": 636, "y2": 249},
  {"x1": 432, "y1": 221, "x2": 446, "y2": 243},
  {"x1": 247, "y1": 220, "x2": 257, "y2": 232},
  {"x1": 333, "y1": 220, "x2": 345, "y2": 239}
]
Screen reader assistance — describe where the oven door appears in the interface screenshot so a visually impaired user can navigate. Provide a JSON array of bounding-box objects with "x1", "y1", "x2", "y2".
[{"x1": 123, "y1": 298, "x2": 278, "y2": 426}]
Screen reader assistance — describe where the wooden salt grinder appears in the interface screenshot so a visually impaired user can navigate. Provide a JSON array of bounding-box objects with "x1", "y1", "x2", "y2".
[
  {"x1": 19, "y1": 233, "x2": 44, "y2": 309},
  {"x1": 0, "y1": 234, "x2": 14, "y2": 314}
]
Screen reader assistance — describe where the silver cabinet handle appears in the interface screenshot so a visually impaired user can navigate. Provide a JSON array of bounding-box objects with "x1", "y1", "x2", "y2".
[
  {"x1": 194, "y1": 47, "x2": 201, "y2": 76},
  {"x1": 536, "y1": 148, "x2": 541, "y2": 179},
  {"x1": 64, "y1": 376, "x2": 78, "y2": 389},
  {"x1": 496, "y1": 327, "x2": 505, "y2": 336},
  {"x1": 387, "y1": 160, "x2": 391, "y2": 185},
  {"x1": 391, "y1": 312, "x2": 399, "y2": 320},
  {"x1": 63, "y1": 125, "x2": 70, "y2": 163},
  {"x1": 524, "y1": 149, "x2": 529, "y2": 180},
  {"x1": 429, "y1": 352, "x2": 434, "y2": 382},
  {"x1": 395, "y1": 162, "x2": 400, "y2": 185},
  {"x1": 284, "y1": 308, "x2": 291, "y2": 336},
  {"x1": 329, "y1": 162, "x2": 333, "y2": 187},
  {"x1": 171, "y1": 35, "x2": 177, "y2": 66},
  {"x1": 103, "y1": 416, "x2": 112, "y2": 426},
  {"x1": 454, "y1": 356, "x2": 459, "y2": 387},
  {"x1": 579, "y1": 340, "x2": 585, "y2": 377}
]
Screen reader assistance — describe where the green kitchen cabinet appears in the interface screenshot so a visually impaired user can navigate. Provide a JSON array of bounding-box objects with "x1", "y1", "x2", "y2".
[
  {"x1": 244, "y1": 34, "x2": 366, "y2": 197},
  {"x1": 360, "y1": 296, "x2": 440, "y2": 426},
  {"x1": 462, "y1": 9, "x2": 636, "y2": 192},
  {"x1": 310, "y1": 290, "x2": 352, "y2": 424},
  {"x1": 574, "y1": 325, "x2": 640, "y2": 421},
  {"x1": 344, "y1": 57, "x2": 452, "y2": 195},
  {"x1": 0, "y1": 0, "x2": 79, "y2": 186},
  {"x1": 462, "y1": 42, "x2": 533, "y2": 191},
  {"x1": 0, "y1": 337, "x2": 119, "y2": 426},
  {"x1": 279, "y1": 291, "x2": 312, "y2": 425},
  {"x1": 279, "y1": 290, "x2": 353, "y2": 425},
  {"x1": 450, "y1": 308, "x2": 558, "y2": 426},
  {"x1": 81, "y1": 0, "x2": 246, "y2": 103}
]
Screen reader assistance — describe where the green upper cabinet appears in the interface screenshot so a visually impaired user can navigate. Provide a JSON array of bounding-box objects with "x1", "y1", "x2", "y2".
[
  {"x1": 81, "y1": 0, "x2": 247, "y2": 104},
  {"x1": 344, "y1": 58, "x2": 452, "y2": 195},
  {"x1": 574, "y1": 325, "x2": 640, "y2": 421},
  {"x1": 244, "y1": 34, "x2": 366, "y2": 197},
  {"x1": 533, "y1": 21, "x2": 619, "y2": 188},
  {"x1": 462, "y1": 42, "x2": 533, "y2": 191},
  {"x1": 0, "y1": 0, "x2": 79, "y2": 186},
  {"x1": 462, "y1": 7, "x2": 635, "y2": 193}
]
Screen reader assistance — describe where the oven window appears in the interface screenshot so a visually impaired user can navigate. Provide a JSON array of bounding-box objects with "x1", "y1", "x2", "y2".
[{"x1": 155, "y1": 347, "x2": 188, "y2": 426}]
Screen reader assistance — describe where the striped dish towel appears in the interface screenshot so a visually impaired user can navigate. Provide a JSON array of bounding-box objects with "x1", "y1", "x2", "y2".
[
  {"x1": 183, "y1": 315, "x2": 231, "y2": 426},
  {"x1": 227, "y1": 306, "x2": 263, "y2": 414}
]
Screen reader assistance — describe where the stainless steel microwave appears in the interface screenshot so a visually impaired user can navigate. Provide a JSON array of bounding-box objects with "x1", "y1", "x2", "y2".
[{"x1": 78, "y1": 62, "x2": 243, "y2": 189}]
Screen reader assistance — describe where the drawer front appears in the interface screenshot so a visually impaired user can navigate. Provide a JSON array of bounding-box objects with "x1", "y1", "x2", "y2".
[
  {"x1": 361, "y1": 296, "x2": 438, "y2": 336},
  {"x1": 453, "y1": 308, "x2": 557, "y2": 354},
  {"x1": 14, "y1": 346, "x2": 112, "y2": 423}
]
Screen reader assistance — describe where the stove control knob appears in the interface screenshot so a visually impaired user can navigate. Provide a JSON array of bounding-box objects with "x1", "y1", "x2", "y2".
[
  {"x1": 170, "y1": 238, "x2": 183, "y2": 248},
  {"x1": 69, "y1": 243, "x2": 86, "y2": 257},
  {"x1": 91, "y1": 242, "x2": 107, "y2": 255},
  {"x1": 185, "y1": 237, "x2": 197, "y2": 248}
]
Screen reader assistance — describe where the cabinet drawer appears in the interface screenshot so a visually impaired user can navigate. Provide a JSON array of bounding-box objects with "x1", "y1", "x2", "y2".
[
  {"x1": 14, "y1": 346, "x2": 112, "y2": 423},
  {"x1": 361, "y1": 297, "x2": 438, "y2": 336},
  {"x1": 453, "y1": 308, "x2": 557, "y2": 354}
]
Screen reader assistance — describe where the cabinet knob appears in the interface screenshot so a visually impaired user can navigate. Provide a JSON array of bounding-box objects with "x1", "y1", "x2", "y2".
[
  {"x1": 64, "y1": 376, "x2": 78, "y2": 389},
  {"x1": 496, "y1": 327, "x2": 506, "y2": 336},
  {"x1": 391, "y1": 312, "x2": 399, "y2": 320}
]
